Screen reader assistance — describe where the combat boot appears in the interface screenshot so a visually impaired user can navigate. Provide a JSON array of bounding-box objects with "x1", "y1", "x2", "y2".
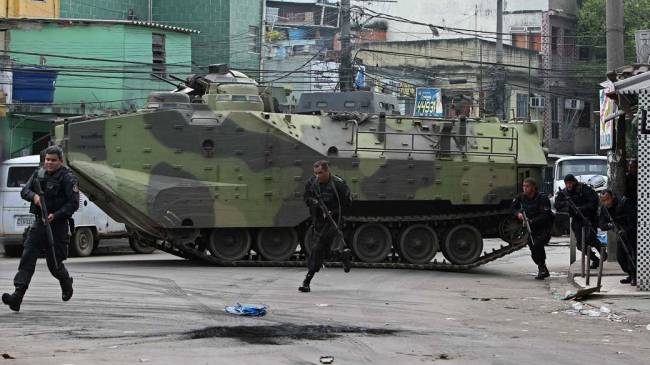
[
  {"x1": 298, "y1": 272, "x2": 314, "y2": 293},
  {"x1": 620, "y1": 276, "x2": 632, "y2": 284},
  {"x1": 535, "y1": 265, "x2": 550, "y2": 280},
  {"x1": 2, "y1": 288, "x2": 26, "y2": 312},
  {"x1": 342, "y1": 248, "x2": 352, "y2": 273},
  {"x1": 60, "y1": 277, "x2": 73, "y2": 302}
]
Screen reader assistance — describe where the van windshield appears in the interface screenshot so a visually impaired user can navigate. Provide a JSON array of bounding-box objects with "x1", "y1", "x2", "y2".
[
  {"x1": 558, "y1": 159, "x2": 607, "y2": 178},
  {"x1": 7, "y1": 166, "x2": 37, "y2": 188}
]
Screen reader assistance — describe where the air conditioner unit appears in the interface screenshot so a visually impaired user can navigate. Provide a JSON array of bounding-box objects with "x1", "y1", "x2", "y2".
[
  {"x1": 564, "y1": 98, "x2": 584, "y2": 110},
  {"x1": 529, "y1": 96, "x2": 545, "y2": 108}
]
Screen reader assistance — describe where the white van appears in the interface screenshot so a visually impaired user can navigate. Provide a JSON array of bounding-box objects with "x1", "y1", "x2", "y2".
[
  {"x1": 547, "y1": 155, "x2": 608, "y2": 236},
  {"x1": 0, "y1": 155, "x2": 153, "y2": 257}
]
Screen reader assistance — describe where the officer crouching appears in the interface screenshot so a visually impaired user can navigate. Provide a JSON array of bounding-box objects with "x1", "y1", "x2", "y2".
[
  {"x1": 598, "y1": 190, "x2": 637, "y2": 286},
  {"x1": 2, "y1": 146, "x2": 80, "y2": 312},
  {"x1": 511, "y1": 178, "x2": 553, "y2": 279}
]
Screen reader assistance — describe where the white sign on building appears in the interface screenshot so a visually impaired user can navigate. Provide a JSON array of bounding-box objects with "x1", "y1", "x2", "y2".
[
  {"x1": 310, "y1": 61, "x2": 339, "y2": 92},
  {"x1": 599, "y1": 88, "x2": 616, "y2": 150}
]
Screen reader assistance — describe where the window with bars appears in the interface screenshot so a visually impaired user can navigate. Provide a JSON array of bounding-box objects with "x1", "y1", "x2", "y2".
[
  {"x1": 516, "y1": 94, "x2": 528, "y2": 119},
  {"x1": 249, "y1": 26, "x2": 260, "y2": 53},
  {"x1": 551, "y1": 96, "x2": 559, "y2": 121},
  {"x1": 551, "y1": 27, "x2": 560, "y2": 55},
  {"x1": 152, "y1": 33, "x2": 166, "y2": 78}
]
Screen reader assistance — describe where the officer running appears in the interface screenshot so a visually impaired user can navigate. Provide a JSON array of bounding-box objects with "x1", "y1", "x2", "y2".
[
  {"x1": 554, "y1": 174, "x2": 604, "y2": 269},
  {"x1": 511, "y1": 178, "x2": 554, "y2": 280},
  {"x1": 598, "y1": 189, "x2": 637, "y2": 286},
  {"x1": 2, "y1": 146, "x2": 80, "y2": 312},
  {"x1": 299, "y1": 160, "x2": 352, "y2": 293}
]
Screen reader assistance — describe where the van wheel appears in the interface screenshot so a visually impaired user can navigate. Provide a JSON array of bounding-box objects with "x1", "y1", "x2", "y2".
[
  {"x1": 129, "y1": 235, "x2": 156, "y2": 254},
  {"x1": 3, "y1": 245, "x2": 23, "y2": 257},
  {"x1": 71, "y1": 227, "x2": 95, "y2": 257}
]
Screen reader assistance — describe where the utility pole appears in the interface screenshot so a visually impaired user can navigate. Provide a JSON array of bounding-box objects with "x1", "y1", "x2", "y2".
[
  {"x1": 495, "y1": 0, "x2": 505, "y2": 121},
  {"x1": 606, "y1": 0, "x2": 626, "y2": 195},
  {"x1": 260, "y1": 0, "x2": 266, "y2": 83},
  {"x1": 339, "y1": 0, "x2": 352, "y2": 92},
  {"x1": 526, "y1": 30, "x2": 531, "y2": 123}
]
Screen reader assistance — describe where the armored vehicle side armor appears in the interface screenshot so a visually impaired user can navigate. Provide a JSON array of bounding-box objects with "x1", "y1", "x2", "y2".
[{"x1": 53, "y1": 65, "x2": 545, "y2": 270}]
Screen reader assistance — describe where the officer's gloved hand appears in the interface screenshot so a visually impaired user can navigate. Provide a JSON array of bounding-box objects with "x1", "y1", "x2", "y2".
[
  {"x1": 308, "y1": 197, "x2": 319, "y2": 207},
  {"x1": 604, "y1": 222, "x2": 615, "y2": 231}
]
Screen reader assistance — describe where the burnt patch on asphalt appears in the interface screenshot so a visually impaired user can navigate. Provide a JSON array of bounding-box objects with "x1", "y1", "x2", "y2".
[{"x1": 186, "y1": 324, "x2": 401, "y2": 345}]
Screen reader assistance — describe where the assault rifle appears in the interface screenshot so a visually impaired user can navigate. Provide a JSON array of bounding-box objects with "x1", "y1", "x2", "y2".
[
  {"x1": 600, "y1": 206, "x2": 637, "y2": 272},
  {"x1": 557, "y1": 188, "x2": 598, "y2": 236},
  {"x1": 33, "y1": 170, "x2": 58, "y2": 270},
  {"x1": 521, "y1": 210, "x2": 535, "y2": 248},
  {"x1": 309, "y1": 180, "x2": 352, "y2": 272}
]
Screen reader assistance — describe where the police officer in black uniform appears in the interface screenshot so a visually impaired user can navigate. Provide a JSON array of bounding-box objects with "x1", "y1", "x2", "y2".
[
  {"x1": 554, "y1": 174, "x2": 603, "y2": 268},
  {"x1": 599, "y1": 189, "x2": 637, "y2": 286},
  {"x1": 511, "y1": 178, "x2": 554, "y2": 279},
  {"x1": 299, "y1": 160, "x2": 352, "y2": 293},
  {"x1": 2, "y1": 146, "x2": 79, "y2": 312}
]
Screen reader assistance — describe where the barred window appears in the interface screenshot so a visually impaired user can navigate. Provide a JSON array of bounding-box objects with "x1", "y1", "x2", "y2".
[{"x1": 152, "y1": 33, "x2": 166, "y2": 78}]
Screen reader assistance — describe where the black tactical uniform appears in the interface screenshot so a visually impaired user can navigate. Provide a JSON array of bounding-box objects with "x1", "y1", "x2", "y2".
[
  {"x1": 511, "y1": 191, "x2": 553, "y2": 278},
  {"x1": 2, "y1": 165, "x2": 79, "y2": 311},
  {"x1": 554, "y1": 180, "x2": 602, "y2": 267},
  {"x1": 299, "y1": 174, "x2": 351, "y2": 292},
  {"x1": 599, "y1": 195, "x2": 637, "y2": 285}
]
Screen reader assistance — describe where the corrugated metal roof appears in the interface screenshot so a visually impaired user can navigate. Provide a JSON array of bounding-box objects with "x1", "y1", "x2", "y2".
[
  {"x1": 603, "y1": 68, "x2": 650, "y2": 95},
  {"x1": 615, "y1": 71, "x2": 650, "y2": 94},
  {"x1": 0, "y1": 18, "x2": 200, "y2": 34}
]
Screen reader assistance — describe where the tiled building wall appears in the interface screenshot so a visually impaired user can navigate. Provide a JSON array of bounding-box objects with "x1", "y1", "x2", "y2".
[{"x1": 637, "y1": 90, "x2": 650, "y2": 291}]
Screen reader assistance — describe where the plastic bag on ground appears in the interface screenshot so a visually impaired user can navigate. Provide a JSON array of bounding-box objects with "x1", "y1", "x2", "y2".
[{"x1": 225, "y1": 303, "x2": 268, "y2": 316}]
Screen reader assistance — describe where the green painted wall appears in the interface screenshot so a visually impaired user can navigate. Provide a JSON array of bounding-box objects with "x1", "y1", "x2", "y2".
[
  {"x1": 153, "y1": 0, "x2": 231, "y2": 73},
  {"x1": 8, "y1": 22, "x2": 192, "y2": 110},
  {"x1": 60, "y1": 0, "x2": 149, "y2": 20},
  {"x1": 0, "y1": 117, "x2": 51, "y2": 160},
  {"x1": 229, "y1": 0, "x2": 262, "y2": 76},
  {"x1": 59, "y1": 1, "x2": 262, "y2": 77}
]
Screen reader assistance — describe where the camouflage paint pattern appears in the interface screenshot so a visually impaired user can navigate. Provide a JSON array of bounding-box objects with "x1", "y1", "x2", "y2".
[{"x1": 54, "y1": 77, "x2": 546, "y2": 239}]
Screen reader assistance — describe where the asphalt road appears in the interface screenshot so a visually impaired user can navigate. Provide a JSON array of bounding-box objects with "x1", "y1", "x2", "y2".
[{"x1": 1, "y1": 239, "x2": 649, "y2": 364}]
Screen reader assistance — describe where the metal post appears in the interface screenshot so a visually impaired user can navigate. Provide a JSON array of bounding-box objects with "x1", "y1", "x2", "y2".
[
  {"x1": 260, "y1": 0, "x2": 266, "y2": 83},
  {"x1": 148, "y1": 0, "x2": 152, "y2": 22},
  {"x1": 606, "y1": 0, "x2": 627, "y2": 196},
  {"x1": 597, "y1": 246, "x2": 606, "y2": 289},
  {"x1": 527, "y1": 30, "x2": 531, "y2": 123},
  {"x1": 339, "y1": 0, "x2": 352, "y2": 92},
  {"x1": 585, "y1": 228, "x2": 591, "y2": 285},
  {"x1": 495, "y1": 0, "x2": 505, "y2": 121},
  {"x1": 581, "y1": 226, "x2": 586, "y2": 278}
]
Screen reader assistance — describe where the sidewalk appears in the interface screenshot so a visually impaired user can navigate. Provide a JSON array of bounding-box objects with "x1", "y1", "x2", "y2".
[{"x1": 569, "y1": 260, "x2": 650, "y2": 298}]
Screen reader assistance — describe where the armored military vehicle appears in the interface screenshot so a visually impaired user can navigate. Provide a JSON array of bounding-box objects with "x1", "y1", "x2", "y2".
[{"x1": 52, "y1": 65, "x2": 546, "y2": 270}]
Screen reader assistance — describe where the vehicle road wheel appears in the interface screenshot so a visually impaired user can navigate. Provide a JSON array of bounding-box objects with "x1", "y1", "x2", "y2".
[
  {"x1": 498, "y1": 216, "x2": 527, "y2": 245},
  {"x1": 3, "y1": 245, "x2": 23, "y2": 257},
  {"x1": 257, "y1": 228, "x2": 298, "y2": 261},
  {"x1": 352, "y1": 223, "x2": 392, "y2": 263},
  {"x1": 398, "y1": 224, "x2": 439, "y2": 264},
  {"x1": 441, "y1": 224, "x2": 483, "y2": 265},
  {"x1": 71, "y1": 227, "x2": 95, "y2": 257},
  {"x1": 129, "y1": 235, "x2": 156, "y2": 254},
  {"x1": 207, "y1": 229, "x2": 251, "y2": 261}
]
